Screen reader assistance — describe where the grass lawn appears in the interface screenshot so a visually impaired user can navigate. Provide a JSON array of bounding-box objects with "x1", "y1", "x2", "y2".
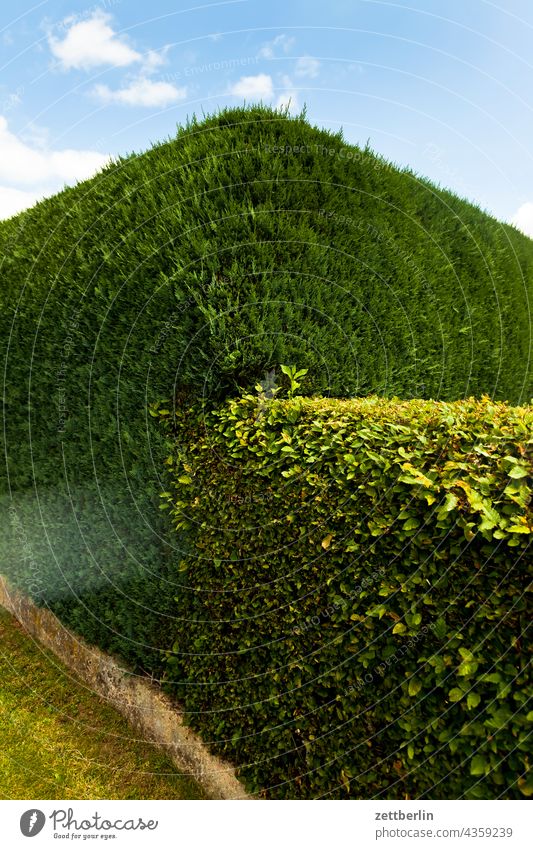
[{"x1": 0, "y1": 608, "x2": 205, "y2": 799}]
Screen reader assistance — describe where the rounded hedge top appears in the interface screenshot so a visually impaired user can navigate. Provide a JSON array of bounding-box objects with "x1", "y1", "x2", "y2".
[{"x1": 1, "y1": 104, "x2": 531, "y2": 424}]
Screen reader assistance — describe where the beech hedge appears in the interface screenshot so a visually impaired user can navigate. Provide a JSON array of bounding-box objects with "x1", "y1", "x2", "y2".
[{"x1": 158, "y1": 392, "x2": 532, "y2": 799}]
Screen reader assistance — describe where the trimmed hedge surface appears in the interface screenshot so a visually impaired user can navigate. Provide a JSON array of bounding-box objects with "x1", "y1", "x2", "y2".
[{"x1": 159, "y1": 393, "x2": 532, "y2": 799}]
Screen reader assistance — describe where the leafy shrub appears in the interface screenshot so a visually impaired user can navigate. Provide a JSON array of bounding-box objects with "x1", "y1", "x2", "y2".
[
  {"x1": 0, "y1": 105, "x2": 531, "y2": 692},
  {"x1": 159, "y1": 392, "x2": 532, "y2": 798}
]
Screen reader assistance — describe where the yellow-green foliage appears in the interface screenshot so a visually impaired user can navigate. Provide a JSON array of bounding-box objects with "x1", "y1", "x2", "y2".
[{"x1": 159, "y1": 392, "x2": 532, "y2": 799}]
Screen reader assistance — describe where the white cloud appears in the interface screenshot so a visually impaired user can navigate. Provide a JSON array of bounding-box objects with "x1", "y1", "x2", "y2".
[
  {"x1": 0, "y1": 116, "x2": 108, "y2": 185},
  {"x1": 94, "y1": 77, "x2": 186, "y2": 108},
  {"x1": 276, "y1": 92, "x2": 299, "y2": 112},
  {"x1": 141, "y1": 47, "x2": 170, "y2": 73},
  {"x1": 228, "y1": 73, "x2": 274, "y2": 99},
  {"x1": 258, "y1": 34, "x2": 295, "y2": 59},
  {"x1": 273, "y1": 75, "x2": 299, "y2": 113},
  {"x1": 295, "y1": 56, "x2": 320, "y2": 78},
  {"x1": 0, "y1": 115, "x2": 110, "y2": 220},
  {"x1": 275, "y1": 91, "x2": 300, "y2": 114},
  {"x1": 49, "y1": 11, "x2": 140, "y2": 70},
  {"x1": 511, "y1": 202, "x2": 533, "y2": 238},
  {"x1": 276, "y1": 76, "x2": 299, "y2": 112},
  {"x1": 20, "y1": 122, "x2": 50, "y2": 149},
  {"x1": 227, "y1": 73, "x2": 298, "y2": 111}
]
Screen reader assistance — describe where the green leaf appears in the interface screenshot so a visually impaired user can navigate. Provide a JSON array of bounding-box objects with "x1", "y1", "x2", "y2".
[
  {"x1": 507, "y1": 465, "x2": 529, "y2": 479},
  {"x1": 482, "y1": 673, "x2": 501, "y2": 684},
  {"x1": 507, "y1": 523, "x2": 531, "y2": 534},
  {"x1": 518, "y1": 776, "x2": 533, "y2": 797},
  {"x1": 470, "y1": 755, "x2": 487, "y2": 776},
  {"x1": 448, "y1": 687, "x2": 464, "y2": 702},
  {"x1": 458, "y1": 661, "x2": 478, "y2": 677},
  {"x1": 433, "y1": 618, "x2": 447, "y2": 639},
  {"x1": 398, "y1": 464, "x2": 435, "y2": 488},
  {"x1": 403, "y1": 517, "x2": 420, "y2": 531},
  {"x1": 467, "y1": 692, "x2": 481, "y2": 710},
  {"x1": 408, "y1": 677, "x2": 422, "y2": 697},
  {"x1": 458, "y1": 647, "x2": 474, "y2": 660},
  {"x1": 443, "y1": 492, "x2": 458, "y2": 512}
]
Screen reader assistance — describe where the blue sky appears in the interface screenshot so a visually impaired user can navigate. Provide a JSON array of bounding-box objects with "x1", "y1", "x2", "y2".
[{"x1": 1, "y1": 0, "x2": 533, "y2": 234}]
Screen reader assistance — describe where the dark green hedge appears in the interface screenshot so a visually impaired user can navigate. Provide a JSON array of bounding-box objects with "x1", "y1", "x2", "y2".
[{"x1": 159, "y1": 392, "x2": 532, "y2": 799}]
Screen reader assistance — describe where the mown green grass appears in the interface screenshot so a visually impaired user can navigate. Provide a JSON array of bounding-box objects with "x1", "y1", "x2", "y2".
[{"x1": 0, "y1": 608, "x2": 205, "y2": 799}]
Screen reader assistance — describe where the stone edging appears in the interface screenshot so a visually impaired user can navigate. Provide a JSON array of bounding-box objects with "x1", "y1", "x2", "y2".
[{"x1": 0, "y1": 575, "x2": 250, "y2": 800}]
